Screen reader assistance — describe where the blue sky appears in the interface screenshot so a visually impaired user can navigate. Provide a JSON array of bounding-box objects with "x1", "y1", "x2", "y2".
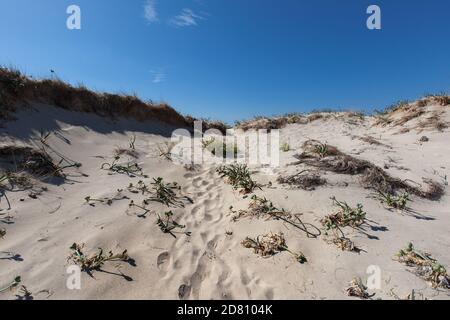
[{"x1": 0, "y1": 0, "x2": 449, "y2": 123}]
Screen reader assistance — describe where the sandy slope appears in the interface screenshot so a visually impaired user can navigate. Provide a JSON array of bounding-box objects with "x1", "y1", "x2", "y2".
[{"x1": 1, "y1": 102, "x2": 449, "y2": 300}]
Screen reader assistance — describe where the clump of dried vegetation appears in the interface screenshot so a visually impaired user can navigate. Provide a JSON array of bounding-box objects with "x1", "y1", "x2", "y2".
[
  {"x1": 217, "y1": 164, "x2": 261, "y2": 194},
  {"x1": 242, "y1": 232, "x2": 307, "y2": 263},
  {"x1": 230, "y1": 195, "x2": 321, "y2": 238},
  {"x1": 68, "y1": 243, "x2": 131, "y2": 275},
  {"x1": 396, "y1": 242, "x2": 450, "y2": 289},
  {"x1": 280, "y1": 142, "x2": 290, "y2": 152},
  {"x1": 235, "y1": 111, "x2": 363, "y2": 131},
  {"x1": 0, "y1": 67, "x2": 227, "y2": 132},
  {"x1": 293, "y1": 139, "x2": 445, "y2": 201},
  {"x1": 231, "y1": 195, "x2": 291, "y2": 221},
  {"x1": 346, "y1": 278, "x2": 373, "y2": 299},
  {"x1": 277, "y1": 170, "x2": 326, "y2": 191},
  {"x1": 320, "y1": 197, "x2": 366, "y2": 253}
]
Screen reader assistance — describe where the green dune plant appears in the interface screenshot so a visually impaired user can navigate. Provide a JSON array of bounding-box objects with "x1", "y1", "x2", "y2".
[{"x1": 217, "y1": 164, "x2": 261, "y2": 194}]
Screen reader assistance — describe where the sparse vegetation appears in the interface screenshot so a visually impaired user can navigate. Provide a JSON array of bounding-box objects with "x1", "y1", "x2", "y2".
[
  {"x1": 374, "y1": 190, "x2": 409, "y2": 210},
  {"x1": 157, "y1": 142, "x2": 176, "y2": 161},
  {"x1": 68, "y1": 243, "x2": 131, "y2": 275},
  {"x1": 101, "y1": 156, "x2": 147, "y2": 177},
  {"x1": 231, "y1": 195, "x2": 290, "y2": 221},
  {"x1": 156, "y1": 211, "x2": 191, "y2": 238},
  {"x1": 277, "y1": 170, "x2": 326, "y2": 191},
  {"x1": 242, "y1": 232, "x2": 307, "y2": 263},
  {"x1": 294, "y1": 140, "x2": 444, "y2": 201},
  {"x1": 15, "y1": 285, "x2": 33, "y2": 300},
  {"x1": 0, "y1": 143, "x2": 80, "y2": 182},
  {"x1": 280, "y1": 142, "x2": 290, "y2": 152},
  {"x1": 148, "y1": 177, "x2": 186, "y2": 207},
  {"x1": 202, "y1": 137, "x2": 238, "y2": 158},
  {"x1": 321, "y1": 197, "x2": 366, "y2": 230},
  {"x1": 217, "y1": 164, "x2": 261, "y2": 194},
  {"x1": 396, "y1": 242, "x2": 450, "y2": 289}
]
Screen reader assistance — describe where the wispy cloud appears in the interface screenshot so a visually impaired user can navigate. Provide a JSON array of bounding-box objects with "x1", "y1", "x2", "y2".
[
  {"x1": 169, "y1": 8, "x2": 204, "y2": 27},
  {"x1": 151, "y1": 69, "x2": 166, "y2": 83},
  {"x1": 144, "y1": 0, "x2": 158, "y2": 23}
]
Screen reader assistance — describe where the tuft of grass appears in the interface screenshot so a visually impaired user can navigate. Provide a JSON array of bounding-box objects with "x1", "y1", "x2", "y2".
[
  {"x1": 321, "y1": 197, "x2": 366, "y2": 230},
  {"x1": 156, "y1": 211, "x2": 191, "y2": 238},
  {"x1": 396, "y1": 242, "x2": 450, "y2": 289},
  {"x1": 0, "y1": 228, "x2": 6, "y2": 238},
  {"x1": 346, "y1": 278, "x2": 372, "y2": 299},
  {"x1": 374, "y1": 190, "x2": 409, "y2": 210},
  {"x1": 68, "y1": 243, "x2": 131, "y2": 275},
  {"x1": 242, "y1": 232, "x2": 307, "y2": 264},
  {"x1": 0, "y1": 276, "x2": 21, "y2": 294},
  {"x1": 217, "y1": 164, "x2": 261, "y2": 194}
]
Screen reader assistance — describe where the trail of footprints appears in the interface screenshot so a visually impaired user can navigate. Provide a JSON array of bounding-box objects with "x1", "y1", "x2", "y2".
[
  {"x1": 156, "y1": 166, "x2": 272, "y2": 299},
  {"x1": 156, "y1": 167, "x2": 230, "y2": 299}
]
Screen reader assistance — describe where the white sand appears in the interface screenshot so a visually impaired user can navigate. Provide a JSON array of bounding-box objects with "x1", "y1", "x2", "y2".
[{"x1": 1, "y1": 102, "x2": 449, "y2": 300}]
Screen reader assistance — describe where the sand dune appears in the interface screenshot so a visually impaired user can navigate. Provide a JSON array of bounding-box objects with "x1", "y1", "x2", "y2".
[{"x1": 1, "y1": 72, "x2": 450, "y2": 300}]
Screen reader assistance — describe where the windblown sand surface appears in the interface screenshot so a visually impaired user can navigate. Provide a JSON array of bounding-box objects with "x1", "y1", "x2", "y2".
[{"x1": 1, "y1": 99, "x2": 450, "y2": 300}]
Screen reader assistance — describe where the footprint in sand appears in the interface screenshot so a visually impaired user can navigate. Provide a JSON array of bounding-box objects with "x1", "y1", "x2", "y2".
[
  {"x1": 178, "y1": 284, "x2": 191, "y2": 300},
  {"x1": 157, "y1": 251, "x2": 170, "y2": 272}
]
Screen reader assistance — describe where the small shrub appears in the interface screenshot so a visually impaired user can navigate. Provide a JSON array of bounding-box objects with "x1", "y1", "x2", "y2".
[
  {"x1": 321, "y1": 197, "x2": 366, "y2": 230},
  {"x1": 217, "y1": 164, "x2": 261, "y2": 194}
]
